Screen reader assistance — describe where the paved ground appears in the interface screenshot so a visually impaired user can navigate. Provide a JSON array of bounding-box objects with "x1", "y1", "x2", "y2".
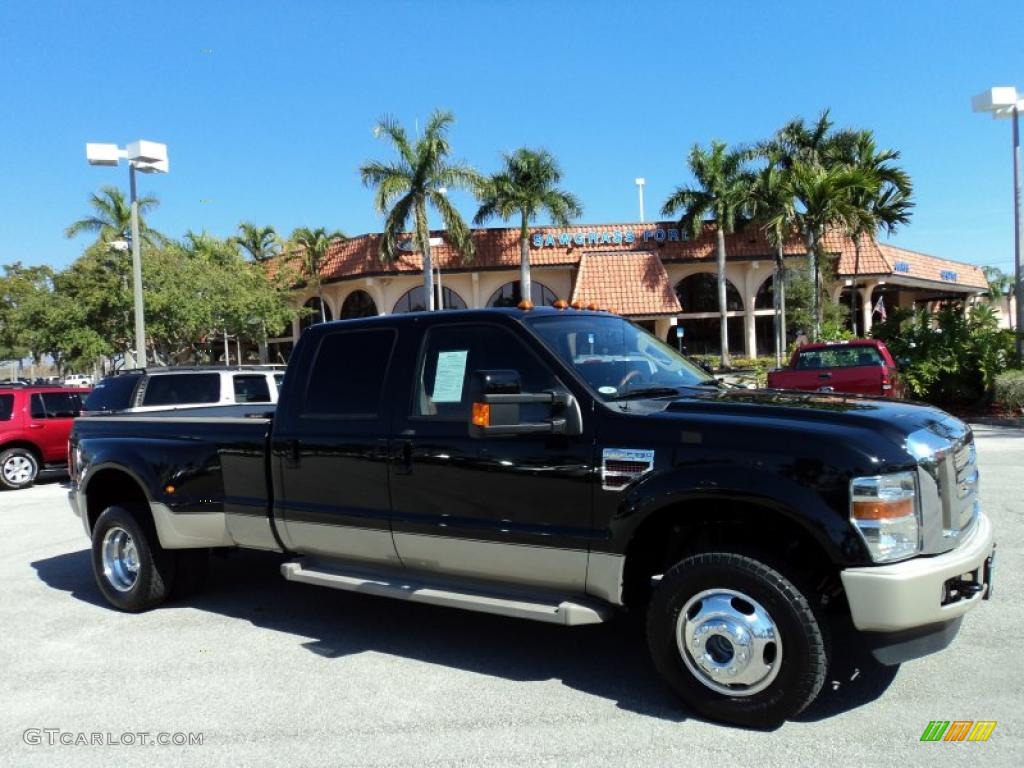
[{"x1": 1, "y1": 425, "x2": 1022, "y2": 767}]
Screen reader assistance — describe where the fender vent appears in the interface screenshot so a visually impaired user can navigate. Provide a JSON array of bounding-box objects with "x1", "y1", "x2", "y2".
[{"x1": 602, "y1": 449, "x2": 655, "y2": 491}]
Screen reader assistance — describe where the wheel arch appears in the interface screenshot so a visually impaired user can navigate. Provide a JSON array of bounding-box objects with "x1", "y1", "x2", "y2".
[
  {"x1": 621, "y1": 494, "x2": 843, "y2": 613},
  {"x1": 82, "y1": 464, "x2": 153, "y2": 537},
  {"x1": 0, "y1": 440, "x2": 43, "y2": 464}
]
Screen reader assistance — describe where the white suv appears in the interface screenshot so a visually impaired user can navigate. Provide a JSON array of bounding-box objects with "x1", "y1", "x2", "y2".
[
  {"x1": 83, "y1": 367, "x2": 285, "y2": 414},
  {"x1": 63, "y1": 374, "x2": 94, "y2": 388}
]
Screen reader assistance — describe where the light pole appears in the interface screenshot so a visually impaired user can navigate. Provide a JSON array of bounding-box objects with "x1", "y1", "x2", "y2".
[
  {"x1": 635, "y1": 177, "x2": 646, "y2": 223},
  {"x1": 973, "y1": 87, "x2": 1024, "y2": 361},
  {"x1": 86, "y1": 140, "x2": 169, "y2": 368}
]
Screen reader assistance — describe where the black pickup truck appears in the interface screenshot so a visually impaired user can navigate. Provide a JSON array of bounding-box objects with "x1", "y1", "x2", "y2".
[{"x1": 68, "y1": 308, "x2": 995, "y2": 726}]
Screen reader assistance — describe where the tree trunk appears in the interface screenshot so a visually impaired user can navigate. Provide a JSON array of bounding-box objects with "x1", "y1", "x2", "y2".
[
  {"x1": 716, "y1": 227, "x2": 730, "y2": 368},
  {"x1": 519, "y1": 212, "x2": 532, "y2": 306},
  {"x1": 851, "y1": 233, "x2": 861, "y2": 336},
  {"x1": 773, "y1": 245, "x2": 784, "y2": 368},
  {"x1": 420, "y1": 215, "x2": 435, "y2": 312},
  {"x1": 806, "y1": 230, "x2": 820, "y2": 340},
  {"x1": 777, "y1": 244, "x2": 787, "y2": 362}
]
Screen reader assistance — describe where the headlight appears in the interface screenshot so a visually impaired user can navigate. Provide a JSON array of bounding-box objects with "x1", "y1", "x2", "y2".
[{"x1": 850, "y1": 471, "x2": 920, "y2": 562}]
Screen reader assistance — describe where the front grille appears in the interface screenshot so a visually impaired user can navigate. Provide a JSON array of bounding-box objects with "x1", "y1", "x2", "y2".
[{"x1": 940, "y1": 435, "x2": 979, "y2": 539}]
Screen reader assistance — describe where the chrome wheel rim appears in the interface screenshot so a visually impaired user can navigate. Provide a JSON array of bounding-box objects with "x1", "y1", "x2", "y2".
[
  {"x1": 2, "y1": 455, "x2": 35, "y2": 485},
  {"x1": 677, "y1": 588, "x2": 782, "y2": 697},
  {"x1": 101, "y1": 527, "x2": 140, "y2": 592}
]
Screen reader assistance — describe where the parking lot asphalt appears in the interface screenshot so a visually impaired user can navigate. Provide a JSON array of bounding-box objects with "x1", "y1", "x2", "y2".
[{"x1": 1, "y1": 424, "x2": 1022, "y2": 768}]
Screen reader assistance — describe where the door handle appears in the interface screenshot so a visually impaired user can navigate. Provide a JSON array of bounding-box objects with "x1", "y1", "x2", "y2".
[
  {"x1": 285, "y1": 439, "x2": 300, "y2": 466},
  {"x1": 29, "y1": 423, "x2": 44, "y2": 429},
  {"x1": 818, "y1": 372, "x2": 832, "y2": 379}
]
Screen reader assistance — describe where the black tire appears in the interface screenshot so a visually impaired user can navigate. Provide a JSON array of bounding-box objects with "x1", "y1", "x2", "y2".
[
  {"x1": 647, "y1": 551, "x2": 828, "y2": 728},
  {"x1": 0, "y1": 447, "x2": 39, "y2": 490},
  {"x1": 91, "y1": 505, "x2": 176, "y2": 612},
  {"x1": 172, "y1": 548, "x2": 211, "y2": 599}
]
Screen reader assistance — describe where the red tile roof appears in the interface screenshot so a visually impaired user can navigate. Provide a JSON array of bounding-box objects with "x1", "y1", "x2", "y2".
[
  {"x1": 570, "y1": 252, "x2": 681, "y2": 316},
  {"x1": 274, "y1": 221, "x2": 988, "y2": 293},
  {"x1": 876, "y1": 243, "x2": 988, "y2": 290}
]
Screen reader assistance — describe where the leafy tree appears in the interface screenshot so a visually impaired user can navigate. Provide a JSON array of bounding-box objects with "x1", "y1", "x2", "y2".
[
  {"x1": 662, "y1": 141, "x2": 754, "y2": 367},
  {"x1": 232, "y1": 222, "x2": 281, "y2": 262},
  {"x1": 473, "y1": 148, "x2": 582, "y2": 305},
  {"x1": 360, "y1": 110, "x2": 481, "y2": 311},
  {"x1": 829, "y1": 131, "x2": 914, "y2": 332},
  {"x1": 786, "y1": 160, "x2": 873, "y2": 337},
  {"x1": 64, "y1": 186, "x2": 163, "y2": 248},
  {"x1": 748, "y1": 153, "x2": 797, "y2": 364},
  {"x1": 0, "y1": 263, "x2": 57, "y2": 362},
  {"x1": 288, "y1": 227, "x2": 346, "y2": 322},
  {"x1": 983, "y1": 265, "x2": 1014, "y2": 301}
]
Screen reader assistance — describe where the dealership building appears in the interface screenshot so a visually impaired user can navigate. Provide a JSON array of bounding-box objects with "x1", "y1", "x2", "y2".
[{"x1": 268, "y1": 221, "x2": 989, "y2": 362}]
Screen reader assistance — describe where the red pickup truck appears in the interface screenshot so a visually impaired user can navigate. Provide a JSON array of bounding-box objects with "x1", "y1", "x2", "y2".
[{"x1": 767, "y1": 339, "x2": 904, "y2": 398}]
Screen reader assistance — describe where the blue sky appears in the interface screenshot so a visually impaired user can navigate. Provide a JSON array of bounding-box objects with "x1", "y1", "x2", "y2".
[{"x1": 1, "y1": 0, "x2": 1021, "y2": 273}]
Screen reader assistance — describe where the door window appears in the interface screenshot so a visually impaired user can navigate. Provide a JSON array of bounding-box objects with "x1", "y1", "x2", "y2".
[
  {"x1": 30, "y1": 392, "x2": 83, "y2": 418},
  {"x1": 141, "y1": 374, "x2": 221, "y2": 406},
  {"x1": 0, "y1": 394, "x2": 13, "y2": 421},
  {"x1": 233, "y1": 374, "x2": 272, "y2": 403},
  {"x1": 413, "y1": 324, "x2": 560, "y2": 420},
  {"x1": 301, "y1": 329, "x2": 396, "y2": 417}
]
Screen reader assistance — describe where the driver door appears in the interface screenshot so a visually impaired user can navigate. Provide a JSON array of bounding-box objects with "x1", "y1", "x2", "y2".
[{"x1": 389, "y1": 320, "x2": 596, "y2": 592}]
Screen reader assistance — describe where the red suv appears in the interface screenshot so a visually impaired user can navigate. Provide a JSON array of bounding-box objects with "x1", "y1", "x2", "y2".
[{"x1": 0, "y1": 385, "x2": 89, "y2": 490}]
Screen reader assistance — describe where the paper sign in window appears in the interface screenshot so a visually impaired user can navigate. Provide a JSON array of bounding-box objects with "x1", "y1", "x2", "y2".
[{"x1": 432, "y1": 350, "x2": 469, "y2": 403}]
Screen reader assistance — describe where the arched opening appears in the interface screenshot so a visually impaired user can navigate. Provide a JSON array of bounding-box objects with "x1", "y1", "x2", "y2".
[
  {"x1": 674, "y1": 272, "x2": 743, "y2": 314},
  {"x1": 671, "y1": 273, "x2": 745, "y2": 355},
  {"x1": 299, "y1": 297, "x2": 333, "y2": 334},
  {"x1": 340, "y1": 290, "x2": 378, "y2": 319},
  {"x1": 392, "y1": 286, "x2": 468, "y2": 313},
  {"x1": 486, "y1": 280, "x2": 558, "y2": 308},
  {"x1": 754, "y1": 276, "x2": 775, "y2": 309}
]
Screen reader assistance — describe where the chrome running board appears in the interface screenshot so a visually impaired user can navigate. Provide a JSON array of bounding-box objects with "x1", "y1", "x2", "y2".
[{"x1": 280, "y1": 558, "x2": 612, "y2": 626}]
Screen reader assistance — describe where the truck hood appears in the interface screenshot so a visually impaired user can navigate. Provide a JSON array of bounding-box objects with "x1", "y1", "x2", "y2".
[{"x1": 655, "y1": 387, "x2": 967, "y2": 446}]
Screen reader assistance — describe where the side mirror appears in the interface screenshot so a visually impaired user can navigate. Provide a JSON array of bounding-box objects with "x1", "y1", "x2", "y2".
[{"x1": 467, "y1": 369, "x2": 582, "y2": 438}]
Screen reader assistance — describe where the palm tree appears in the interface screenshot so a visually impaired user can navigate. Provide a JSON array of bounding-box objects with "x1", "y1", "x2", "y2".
[
  {"x1": 232, "y1": 222, "x2": 281, "y2": 262},
  {"x1": 749, "y1": 154, "x2": 797, "y2": 365},
  {"x1": 662, "y1": 141, "x2": 754, "y2": 368},
  {"x1": 831, "y1": 131, "x2": 914, "y2": 334},
  {"x1": 787, "y1": 161, "x2": 875, "y2": 338},
  {"x1": 65, "y1": 185, "x2": 162, "y2": 247},
  {"x1": 473, "y1": 148, "x2": 582, "y2": 306},
  {"x1": 289, "y1": 227, "x2": 346, "y2": 322},
  {"x1": 360, "y1": 110, "x2": 480, "y2": 311}
]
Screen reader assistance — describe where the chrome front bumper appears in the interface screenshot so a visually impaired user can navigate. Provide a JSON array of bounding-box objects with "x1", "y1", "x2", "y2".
[{"x1": 841, "y1": 511, "x2": 995, "y2": 632}]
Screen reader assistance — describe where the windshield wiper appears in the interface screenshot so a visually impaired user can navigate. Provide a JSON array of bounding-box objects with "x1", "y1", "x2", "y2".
[{"x1": 608, "y1": 386, "x2": 683, "y2": 401}]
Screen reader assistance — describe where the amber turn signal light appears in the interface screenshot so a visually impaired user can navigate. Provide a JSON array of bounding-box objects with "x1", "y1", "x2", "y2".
[
  {"x1": 852, "y1": 497, "x2": 913, "y2": 520},
  {"x1": 517, "y1": 299, "x2": 534, "y2": 310},
  {"x1": 553, "y1": 299, "x2": 569, "y2": 310},
  {"x1": 471, "y1": 402, "x2": 490, "y2": 427}
]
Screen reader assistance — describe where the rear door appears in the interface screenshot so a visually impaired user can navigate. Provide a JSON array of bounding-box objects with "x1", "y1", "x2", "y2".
[
  {"x1": 29, "y1": 391, "x2": 83, "y2": 462},
  {"x1": 272, "y1": 326, "x2": 400, "y2": 564}
]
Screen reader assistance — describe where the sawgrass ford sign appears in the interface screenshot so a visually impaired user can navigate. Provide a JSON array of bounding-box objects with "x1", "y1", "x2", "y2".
[{"x1": 531, "y1": 227, "x2": 688, "y2": 248}]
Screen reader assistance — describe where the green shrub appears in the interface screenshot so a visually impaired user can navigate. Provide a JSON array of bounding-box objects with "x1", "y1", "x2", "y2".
[
  {"x1": 872, "y1": 303, "x2": 1016, "y2": 407},
  {"x1": 994, "y1": 369, "x2": 1024, "y2": 413}
]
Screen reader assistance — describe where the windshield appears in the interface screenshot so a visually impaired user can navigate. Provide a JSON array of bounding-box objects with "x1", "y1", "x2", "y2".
[{"x1": 525, "y1": 314, "x2": 714, "y2": 399}]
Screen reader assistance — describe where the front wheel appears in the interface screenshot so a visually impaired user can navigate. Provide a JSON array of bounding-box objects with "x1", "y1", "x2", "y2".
[
  {"x1": 647, "y1": 551, "x2": 828, "y2": 727},
  {"x1": 91, "y1": 505, "x2": 176, "y2": 612}
]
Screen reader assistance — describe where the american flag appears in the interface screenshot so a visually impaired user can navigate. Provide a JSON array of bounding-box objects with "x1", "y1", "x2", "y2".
[{"x1": 873, "y1": 295, "x2": 887, "y2": 321}]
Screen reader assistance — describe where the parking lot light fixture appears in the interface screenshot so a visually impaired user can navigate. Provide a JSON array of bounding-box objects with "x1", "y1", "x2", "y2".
[
  {"x1": 972, "y1": 87, "x2": 1024, "y2": 361},
  {"x1": 85, "y1": 140, "x2": 170, "y2": 368}
]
